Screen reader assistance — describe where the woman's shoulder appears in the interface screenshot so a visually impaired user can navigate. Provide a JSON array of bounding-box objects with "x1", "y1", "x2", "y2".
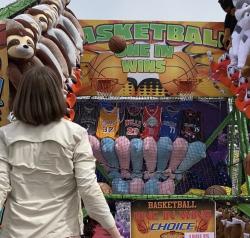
[{"x1": 61, "y1": 118, "x2": 87, "y2": 133}]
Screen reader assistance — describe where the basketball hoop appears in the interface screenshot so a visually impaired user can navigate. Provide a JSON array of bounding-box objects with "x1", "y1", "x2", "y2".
[
  {"x1": 94, "y1": 78, "x2": 117, "y2": 97},
  {"x1": 175, "y1": 78, "x2": 198, "y2": 94}
]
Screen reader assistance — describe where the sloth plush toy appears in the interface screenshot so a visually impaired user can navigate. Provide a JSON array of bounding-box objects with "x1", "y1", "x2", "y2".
[{"x1": 6, "y1": 19, "x2": 43, "y2": 108}]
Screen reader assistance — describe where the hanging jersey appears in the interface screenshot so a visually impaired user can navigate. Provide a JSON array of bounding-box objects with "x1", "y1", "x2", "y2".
[
  {"x1": 159, "y1": 106, "x2": 182, "y2": 141},
  {"x1": 180, "y1": 109, "x2": 202, "y2": 142},
  {"x1": 96, "y1": 107, "x2": 120, "y2": 139},
  {"x1": 119, "y1": 106, "x2": 143, "y2": 139},
  {"x1": 141, "y1": 106, "x2": 162, "y2": 141},
  {"x1": 74, "y1": 102, "x2": 98, "y2": 135}
]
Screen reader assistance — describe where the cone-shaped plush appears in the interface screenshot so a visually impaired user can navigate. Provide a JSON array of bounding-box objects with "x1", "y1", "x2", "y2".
[
  {"x1": 175, "y1": 141, "x2": 206, "y2": 181},
  {"x1": 130, "y1": 138, "x2": 144, "y2": 178},
  {"x1": 88, "y1": 135, "x2": 109, "y2": 172},
  {"x1": 155, "y1": 137, "x2": 173, "y2": 180},
  {"x1": 101, "y1": 138, "x2": 120, "y2": 179},
  {"x1": 115, "y1": 136, "x2": 131, "y2": 179},
  {"x1": 165, "y1": 137, "x2": 188, "y2": 176},
  {"x1": 143, "y1": 137, "x2": 157, "y2": 180}
]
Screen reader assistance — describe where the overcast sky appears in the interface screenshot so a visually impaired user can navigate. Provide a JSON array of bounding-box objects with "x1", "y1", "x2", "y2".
[
  {"x1": 68, "y1": 0, "x2": 225, "y2": 22},
  {"x1": 1, "y1": 0, "x2": 225, "y2": 22}
]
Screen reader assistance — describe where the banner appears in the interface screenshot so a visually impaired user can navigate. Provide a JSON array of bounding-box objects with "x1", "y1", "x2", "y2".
[
  {"x1": 0, "y1": 22, "x2": 9, "y2": 127},
  {"x1": 131, "y1": 200, "x2": 215, "y2": 238},
  {"x1": 79, "y1": 20, "x2": 232, "y2": 97}
]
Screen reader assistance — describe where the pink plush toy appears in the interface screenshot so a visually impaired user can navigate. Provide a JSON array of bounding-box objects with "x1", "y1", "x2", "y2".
[
  {"x1": 129, "y1": 178, "x2": 144, "y2": 194},
  {"x1": 143, "y1": 137, "x2": 157, "y2": 180},
  {"x1": 115, "y1": 136, "x2": 131, "y2": 179},
  {"x1": 88, "y1": 135, "x2": 109, "y2": 172},
  {"x1": 165, "y1": 137, "x2": 188, "y2": 176},
  {"x1": 158, "y1": 178, "x2": 175, "y2": 195}
]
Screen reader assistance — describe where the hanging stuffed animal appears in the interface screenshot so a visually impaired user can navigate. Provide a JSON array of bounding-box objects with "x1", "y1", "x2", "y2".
[
  {"x1": 228, "y1": 0, "x2": 250, "y2": 70},
  {"x1": 101, "y1": 138, "x2": 120, "y2": 179},
  {"x1": 13, "y1": 13, "x2": 65, "y2": 83},
  {"x1": 40, "y1": 0, "x2": 83, "y2": 56},
  {"x1": 236, "y1": 9, "x2": 250, "y2": 70},
  {"x1": 175, "y1": 141, "x2": 206, "y2": 181},
  {"x1": 6, "y1": 19, "x2": 43, "y2": 106},
  {"x1": 88, "y1": 135, "x2": 109, "y2": 173},
  {"x1": 14, "y1": 14, "x2": 70, "y2": 79},
  {"x1": 164, "y1": 137, "x2": 188, "y2": 177},
  {"x1": 26, "y1": 4, "x2": 78, "y2": 70},
  {"x1": 61, "y1": 0, "x2": 85, "y2": 41},
  {"x1": 143, "y1": 136, "x2": 157, "y2": 180},
  {"x1": 115, "y1": 136, "x2": 131, "y2": 179},
  {"x1": 155, "y1": 136, "x2": 173, "y2": 180},
  {"x1": 129, "y1": 138, "x2": 144, "y2": 194}
]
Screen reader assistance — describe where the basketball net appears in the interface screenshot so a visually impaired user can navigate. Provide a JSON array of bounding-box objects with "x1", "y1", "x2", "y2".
[
  {"x1": 95, "y1": 78, "x2": 116, "y2": 97},
  {"x1": 176, "y1": 78, "x2": 196, "y2": 101}
]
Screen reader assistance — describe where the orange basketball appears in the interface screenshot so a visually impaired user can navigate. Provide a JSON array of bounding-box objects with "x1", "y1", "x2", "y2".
[
  {"x1": 108, "y1": 35, "x2": 127, "y2": 53},
  {"x1": 205, "y1": 185, "x2": 227, "y2": 195},
  {"x1": 136, "y1": 220, "x2": 149, "y2": 234},
  {"x1": 196, "y1": 219, "x2": 208, "y2": 232},
  {"x1": 88, "y1": 52, "x2": 127, "y2": 94},
  {"x1": 159, "y1": 52, "x2": 198, "y2": 95}
]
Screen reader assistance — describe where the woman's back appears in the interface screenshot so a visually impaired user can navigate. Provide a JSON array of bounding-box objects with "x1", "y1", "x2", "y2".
[{"x1": 0, "y1": 119, "x2": 85, "y2": 238}]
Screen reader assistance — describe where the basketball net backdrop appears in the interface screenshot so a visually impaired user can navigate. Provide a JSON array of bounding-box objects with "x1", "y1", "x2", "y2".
[{"x1": 78, "y1": 20, "x2": 232, "y2": 97}]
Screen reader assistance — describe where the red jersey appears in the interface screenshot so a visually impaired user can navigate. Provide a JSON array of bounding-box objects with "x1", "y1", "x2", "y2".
[{"x1": 141, "y1": 105, "x2": 162, "y2": 141}]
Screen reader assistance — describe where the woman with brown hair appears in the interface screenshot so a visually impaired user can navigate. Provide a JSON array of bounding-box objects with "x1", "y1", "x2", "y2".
[{"x1": 0, "y1": 66, "x2": 123, "y2": 238}]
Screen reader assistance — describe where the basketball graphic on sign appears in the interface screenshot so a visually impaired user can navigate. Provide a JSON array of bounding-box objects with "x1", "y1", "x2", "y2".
[
  {"x1": 159, "y1": 52, "x2": 198, "y2": 95},
  {"x1": 88, "y1": 52, "x2": 127, "y2": 95}
]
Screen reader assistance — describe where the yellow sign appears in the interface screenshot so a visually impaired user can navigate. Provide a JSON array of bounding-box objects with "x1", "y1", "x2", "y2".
[
  {"x1": 131, "y1": 200, "x2": 215, "y2": 238},
  {"x1": 0, "y1": 22, "x2": 9, "y2": 127},
  {"x1": 79, "y1": 20, "x2": 232, "y2": 97}
]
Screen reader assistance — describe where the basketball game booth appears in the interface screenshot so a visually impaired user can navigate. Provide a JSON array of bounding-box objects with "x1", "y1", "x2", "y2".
[
  {"x1": 77, "y1": 20, "x2": 250, "y2": 238},
  {"x1": 0, "y1": 6, "x2": 250, "y2": 237}
]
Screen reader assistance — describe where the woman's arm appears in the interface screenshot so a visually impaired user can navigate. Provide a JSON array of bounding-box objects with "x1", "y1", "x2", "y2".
[
  {"x1": 73, "y1": 129, "x2": 122, "y2": 238},
  {"x1": 0, "y1": 130, "x2": 11, "y2": 209}
]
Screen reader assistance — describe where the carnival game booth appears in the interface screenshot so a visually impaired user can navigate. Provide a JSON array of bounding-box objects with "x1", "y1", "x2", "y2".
[
  {"x1": 0, "y1": 1, "x2": 250, "y2": 238},
  {"x1": 77, "y1": 19, "x2": 250, "y2": 238}
]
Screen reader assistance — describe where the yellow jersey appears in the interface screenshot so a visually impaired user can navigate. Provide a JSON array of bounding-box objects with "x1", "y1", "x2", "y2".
[{"x1": 96, "y1": 107, "x2": 120, "y2": 139}]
